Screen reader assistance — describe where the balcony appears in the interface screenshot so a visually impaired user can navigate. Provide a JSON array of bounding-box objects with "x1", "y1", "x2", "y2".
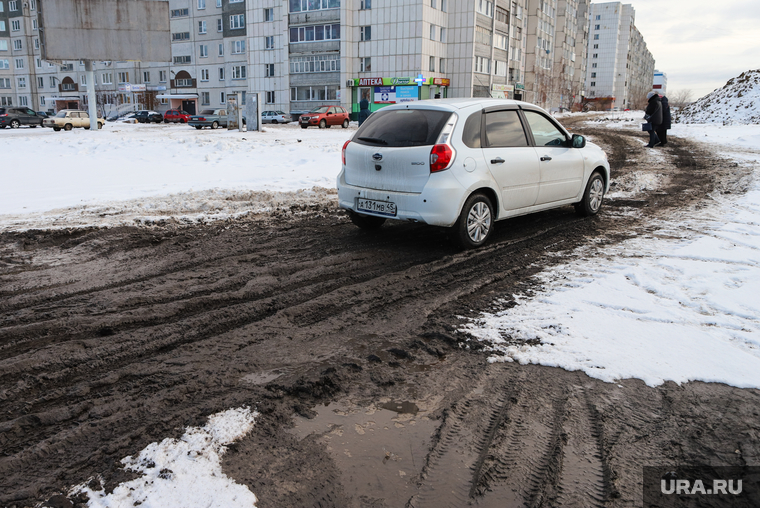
[{"x1": 171, "y1": 79, "x2": 197, "y2": 88}]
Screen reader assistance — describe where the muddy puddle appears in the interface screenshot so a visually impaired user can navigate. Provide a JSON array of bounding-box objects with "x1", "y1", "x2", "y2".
[{"x1": 289, "y1": 400, "x2": 437, "y2": 507}]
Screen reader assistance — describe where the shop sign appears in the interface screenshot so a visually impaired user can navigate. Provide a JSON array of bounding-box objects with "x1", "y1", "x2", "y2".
[
  {"x1": 131, "y1": 84, "x2": 146, "y2": 92},
  {"x1": 358, "y1": 77, "x2": 383, "y2": 86},
  {"x1": 492, "y1": 84, "x2": 514, "y2": 92},
  {"x1": 396, "y1": 86, "x2": 418, "y2": 102},
  {"x1": 515, "y1": 83, "x2": 525, "y2": 90},
  {"x1": 432, "y1": 78, "x2": 451, "y2": 86},
  {"x1": 374, "y1": 86, "x2": 396, "y2": 104},
  {"x1": 118, "y1": 84, "x2": 132, "y2": 92},
  {"x1": 389, "y1": 77, "x2": 414, "y2": 85}
]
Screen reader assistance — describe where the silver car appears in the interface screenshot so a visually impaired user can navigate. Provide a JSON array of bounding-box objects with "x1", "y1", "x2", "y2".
[
  {"x1": 188, "y1": 109, "x2": 228, "y2": 129},
  {"x1": 337, "y1": 98, "x2": 610, "y2": 249},
  {"x1": 261, "y1": 110, "x2": 290, "y2": 124}
]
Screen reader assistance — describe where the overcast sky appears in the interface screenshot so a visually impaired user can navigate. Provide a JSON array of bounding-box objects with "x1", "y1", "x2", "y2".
[{"x1": 627, "y1": 0, "x2": 760, "y2": 99}]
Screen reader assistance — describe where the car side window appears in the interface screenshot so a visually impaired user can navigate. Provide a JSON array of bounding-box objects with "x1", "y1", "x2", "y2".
[
  {"x1": 462, "y1": 110, "x2": 482, "y2": 148},
  {"x1": 484, "y1": 110, "x2": 528, "y2": 148},
  {"x1": 523, "y1": 111, "x2": 567, "y2": 147}
]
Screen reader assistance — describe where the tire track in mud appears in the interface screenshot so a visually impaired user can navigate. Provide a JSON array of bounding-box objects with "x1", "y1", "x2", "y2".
[{"x1": 1, "y1": 124, "x2": 754, "y2": 506}]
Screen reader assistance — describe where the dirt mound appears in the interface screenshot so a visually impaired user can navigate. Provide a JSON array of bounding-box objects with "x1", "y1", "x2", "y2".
[{"x1": 679, "y1": 69, "x2": 760, "y2": 124}]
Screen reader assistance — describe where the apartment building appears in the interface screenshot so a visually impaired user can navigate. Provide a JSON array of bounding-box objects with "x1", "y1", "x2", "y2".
[{"x1": 585, "y1": 2, "x2": 655, "y2": 110}]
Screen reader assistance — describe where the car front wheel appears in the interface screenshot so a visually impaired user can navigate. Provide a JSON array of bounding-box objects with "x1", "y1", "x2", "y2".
[
  {"x1": 348, "y1": 210, "x2": 386, "y2": 230},
  {"x1": 342, "y1": 119, "x2": 349, "y2": 128},
  {"x1": 575, "y1": 171, "x2": 605, "y2": 217},
  {"x1": 301, "y1": 125, "x2": 308, "y2": 129},
  {"x1": 319, "y1": 119, "x2": 326, "y2": 129},
  {"x1": 454, "y1": 193, "x2": 494, "y2": 249},
  {"x1": 64, "y1": 124, "x2": 73, "y2": 131}
]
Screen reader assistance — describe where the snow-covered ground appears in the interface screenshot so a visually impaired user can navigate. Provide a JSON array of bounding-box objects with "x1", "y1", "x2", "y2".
[
  {"x1": 0, "y1": 121, "x2": 349, "y2": 231},
  {"x1": 462, "y1": 114, "x2": 760, "y2": 389}
]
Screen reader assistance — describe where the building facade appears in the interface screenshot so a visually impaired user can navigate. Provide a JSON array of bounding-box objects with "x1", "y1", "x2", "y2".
[
  {"x1": 2, "y1": 0, "x2": 595, "y2": 119},
  {"x1": 584, "y1": 2, "x2": 654, "y2": 110}
]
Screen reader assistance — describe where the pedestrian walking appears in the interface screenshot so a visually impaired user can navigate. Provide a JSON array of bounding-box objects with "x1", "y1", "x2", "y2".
[
  {"x1": 358, "y1": 96, "x2": 370, "y2": 127},
  {"x1": 644, "y1": 91, "x2": 663, "y2": 148},
  {"x1": 655, "y1": 94, "x2": 671, "y2": 146}
]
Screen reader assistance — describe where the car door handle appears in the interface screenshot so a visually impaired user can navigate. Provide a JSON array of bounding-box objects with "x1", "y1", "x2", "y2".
[
  {"x1": 540, "y1": 156, "x2": 553, "y2": 161},
  {"x1": 491, "y1": 158, "x2": 505, "y2": 164}
]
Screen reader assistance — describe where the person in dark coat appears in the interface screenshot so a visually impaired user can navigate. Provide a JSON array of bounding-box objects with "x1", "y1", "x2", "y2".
[
  {"x1": 655, "y1": 94, "x2": 671, "y2": 146},
  {"x1": 644, "y1": 91, "x2": 663, "y2": 148},
  {"x1": 358, "y1": 97, "x2": 370, "y2": 126}
]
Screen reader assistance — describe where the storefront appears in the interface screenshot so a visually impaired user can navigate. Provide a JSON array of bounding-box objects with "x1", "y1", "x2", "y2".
[{"x1": 350, "y1": 76, "x2": 450, "y2": 120}]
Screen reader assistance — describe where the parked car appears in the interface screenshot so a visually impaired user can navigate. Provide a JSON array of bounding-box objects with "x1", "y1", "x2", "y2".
[
  {"x1": 0, "y1": 107, "x2": 43, "y2": 128},
  {"x1": 299, "y1": 105, "x2": 350, "y2": 129},
  {"x1": 133, "y1": 110, "x2": 163, "y2": 124},
  {"x1": 164, "y1": 109, "x2": 192, "y2": 123},
  {"x1": 42, "y1": 110, "x2": 105, "y2": 131},
  {"x1": 188, "y1": 109, "x2": 228, "y2": 129},
  {"x1": 261, "y1": 111, "x2": 290, "y2": 124},
  {"x1": 36, "y1": 111, "x2": 51, "y2": 119},
  {"x1": 337, "y1": 98, "x2": 610, "y2": 249}
]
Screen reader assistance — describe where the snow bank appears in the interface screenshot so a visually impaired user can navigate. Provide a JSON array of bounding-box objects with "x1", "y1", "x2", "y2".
[
  {"x1": 71, "y1": 407, "x2": 258, "y2": 508},
  {"x1": 679, "y1": 69, "x2": 760, "y2": 125}
]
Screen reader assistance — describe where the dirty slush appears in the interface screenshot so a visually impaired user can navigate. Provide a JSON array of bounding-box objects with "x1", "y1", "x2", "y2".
[{"x1": 1, "y1": 120, "x2": 759, "y2": 507}]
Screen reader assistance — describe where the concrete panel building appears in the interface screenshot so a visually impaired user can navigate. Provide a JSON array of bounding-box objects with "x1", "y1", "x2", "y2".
[{"x1": 585, "y1": 2, "x2": 655, "y2": 110}]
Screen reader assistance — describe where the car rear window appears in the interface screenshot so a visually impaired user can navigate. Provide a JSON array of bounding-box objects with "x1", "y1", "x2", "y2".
[
  {"x1": 200, "y1": 110, "x2": 215, "y2": 115},
  {"x1": 353, "y1": 109, "x2": 452, "y2": 147},
  {"x1": 0, "y1": 109, "x2": 6, "y2": 114}
]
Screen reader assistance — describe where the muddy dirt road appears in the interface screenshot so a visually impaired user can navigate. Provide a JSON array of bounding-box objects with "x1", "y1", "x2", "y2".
[{"x1": 1, "y1": 122, "x2": 758, "y2": 508}]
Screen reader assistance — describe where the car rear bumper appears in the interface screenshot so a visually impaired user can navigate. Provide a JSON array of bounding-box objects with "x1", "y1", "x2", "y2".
[{"x1": 337, "y1": 169, "x2": 466, "y2": 227}]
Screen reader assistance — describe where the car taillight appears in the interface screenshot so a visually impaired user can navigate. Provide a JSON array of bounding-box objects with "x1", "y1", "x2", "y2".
[
  {"x1": 0, "y1": 114, "x2": 6, "y2": 117},
  {"x1": 199, "y1": 117, "x2": 205, "y2": 121},
  {"x1": 430, "y1": 144, "x2": 453, "y2": 173},
  {"x1": 342, "y1": 140, "x2": 350, "y2": 165}
]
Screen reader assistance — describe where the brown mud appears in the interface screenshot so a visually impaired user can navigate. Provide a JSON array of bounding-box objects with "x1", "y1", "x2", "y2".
[{"x1": 1, "y1": 121, "x2": 758, "y2": 507}]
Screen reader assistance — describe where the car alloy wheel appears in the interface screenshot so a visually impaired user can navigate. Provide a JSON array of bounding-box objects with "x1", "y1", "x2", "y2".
[
  {"x1": 10, "y1": 120, "x2": 20, "y2": 129},
  {"x1": 211, "y1": 121, "x2": 219, "y2": 129},
  {"x1": 319, "y1": 119, "x2": 326, "y2": 129},
  {"x1": 342, "y1": 119, "x2": 349, "y2": 128},
  {"x1": 575, "y1": 172, "x2": 605, "y2": 217},
  {"x1": 454, "y1": 193, "x2": 494, "y2": 249}
]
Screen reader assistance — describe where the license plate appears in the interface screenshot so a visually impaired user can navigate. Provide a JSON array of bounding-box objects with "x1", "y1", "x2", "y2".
[{"x1": 357, "y1": 198, "x2": 397, "y2": 217}]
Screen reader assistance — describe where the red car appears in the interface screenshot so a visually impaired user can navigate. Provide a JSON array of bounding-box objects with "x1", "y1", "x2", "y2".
[
  {"x1": 163, "y1": 109, "x2": 192, "y2": 123},
  {"x1": 299, "y1": 105, "x2": 350, "y2": 129}
]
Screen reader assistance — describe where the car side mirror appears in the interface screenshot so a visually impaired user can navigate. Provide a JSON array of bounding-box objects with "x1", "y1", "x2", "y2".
[{"x1": 571, "y1": 134, "x2": 586, "y2": 149}]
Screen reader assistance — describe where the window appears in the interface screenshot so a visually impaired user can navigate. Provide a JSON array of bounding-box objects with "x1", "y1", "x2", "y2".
[
  {"x1": 232, "y1": 65, "x2": 246, "y2": 79},
  {"x1": 594, "y1": 34, "x2": 599, "y2": 40},
  {"x1": 440, "y1": 28, "x2": 446, "y2": 42},
  {"x1": 483, "y1": 110, "x2": 527, "y2": 147},
  {"x1": 429, "y1": 56, "x2": 435, "y2": 72},
  {"x1": 290, "y1": 85, "x2": 338, "y2": 101},
  {"x1": 289, "y1": 24, "x2": 340, "y2": 42},
  {"x1": 265, "y1": 63, "x2": 275, "y2": 77},
  {"x1": 81, "y1": 74, "x2": 87, "y2": 85},
  {"x1": 37, "y1": 76, "x2": 43, "y2": 87},
  {"x1": 220, "y1": 91, "x2": 226, "y2": 103},
  {"x1": 15, "y1": 58, "x2": 23, "y2": 69},
  {"x1": 230, "y1": 14, "x2": 244, "y2": 29},
  {"x1": 590, "y1": 72, "x2": 596, "y2": 78},
  {"x1": 476, "y1": 26, "x2": 492, "y2": 46},
  {"x1": 477, "y1": 0, "x2": 493, "y2": 17},
  {"x1": 232, "y1": 40, "x2": 245, "y2": 53},
  {"x1": 591, "y1": 63, "x2": 597, "y2": 68},
  {"x1": 475, "y1": 56, "x2": 490, "y2": 74},
  {"x1": 595, "y1": 24, "x2": 600, "y2": 30},
  {"x1": 11, "y1": 19, "x2": 20, "y2": 31},
  {"x1": 219, "y1": 67, "x2": 225, "y2": 80},
  {"x1": 592, "y1": 53, "x2": 598, "y2": 58},
  {"x1": 218, "y1": 43, "x2": 224, "y2": 56},
  {"x1": 441, "y1": 0, "x2": 447, "y2": 11},
  {"x1": 0, "y1": 78, "x2": 9, "y2": 88},
  {"x1": 216, "y1": 0, "x2": 221, "y2": 6},
  {"x1": 17, "y1": 77, "x2": 26, "y2": 88},
  {"x1": 200, "y1": 44, "x2": 208, "y2": 57},
  {"x1": 30, "y1": 0, "x2": 36, "y2": 9},
  {"x1": 13, "y1": 39, "x2": 22, "y2": 50},
  {"x1": 590, "y1": 81, "x2": 596, "y2": 87},
  {"x1": 265, "y1": 36, "x2": 274, "y2": 49},
  {"x1": 200, "y1": 68, "x2": 209, "y2": 81},
  {"x1": 9, "y1": 1, "x2": 18, "y2": 11},
  {"x1": 118, "y1": 72, "x2": 129, "y2": 83},
  {"x1": 19, "y1": 96, "x2": 27, "y2": 106},
  {"x1": 0, "y1": 41, "x2": 6, "y2": 51},
  {"x1": 523, "y1": 111, "x2": 566, "y2": 147},
  {"x1": 266, "y1": 91, "x2": 275, "y2": 104},
  {"x1": 595, "y1": 14, "x2": 601, "y2": 20},
  {"x1": 361, "y1": 57, "x2": 371, "y2": 72},
  {"x1": 361, "y1": 26, "x2": 371, "y2": 41},
  {"x1": 217, "y1": 18, "x2": 223, "y2": 31},
  {"x1": 264, "y1": 7, "x2": 274, "y2": 21},
  {"x1": 430, "y1": 24, "x2": 435, "y2": 40},
  {"x1": 439, "y1": 58, "x2": 445, "y2": 73},
  {"x1": 360, "y1": 0, "x2": 371, "y2": 9},
  {"x1": 34, "y1": 38, "x2": 39, "y2": 49},
  {"x1": 0, "y1": 21, "x2": 4, "y2": 31},
  {"x1": 198, "y1": 0, "x2": 205, "y2": 9},
  {"x1": 593, "y1": 44, "x2": 598, "y2": 49},
  {"x1": 143, "y1": 71, "x2": 150, "y2": 83},
  {"x1": 40, "y1": 96, "x2": 45, "y2": 105},
  {"x1": 0, "y1": 2, "x2": 3, "y2": 11},
  {"x1": 199, "y1": 21, "x2": 207, "y2": 34},
  {"x1": 431, "y1": 0, "x2": 436, "y2": 7},
  {"x1": 201, "y1": 92, "x2": 210, "y2": 105},
  {"x1": 171, "y1": 8, "x2": 189, "y2": 17},
  {"x1": 0, "y1": 97, "x2": 12, "y2": 106},
  {"x1": 174, "y1": 55, "x2": 192, "y2": 64},
  {"x1": 289, "y1": 54, "x2": 340, "y2": 73},
  {"x1": 289, "y1": 0, "x2": 340, "y2": 13},
  {"x1": 172, "y1": 32, "x2": 190, "y2": 41},
  {"x1": 61, "y1": 80, "x2": 76, "y2": 91},
  {"x1": 50, "y1": 76, "x2": 58, "y2": 87},
  {"x1": 159, "y1": 70, "x2": 167, "y2": 82}
]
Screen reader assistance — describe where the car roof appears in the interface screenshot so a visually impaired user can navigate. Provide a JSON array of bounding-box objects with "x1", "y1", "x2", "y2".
[{"x1": 378, "y1": 98, "x2": 544, "y2": 113}]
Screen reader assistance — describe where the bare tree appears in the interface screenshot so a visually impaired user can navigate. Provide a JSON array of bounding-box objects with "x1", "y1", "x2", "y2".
[{"x1": 669, "y1": 89, "x2": 695, "y2": 109}]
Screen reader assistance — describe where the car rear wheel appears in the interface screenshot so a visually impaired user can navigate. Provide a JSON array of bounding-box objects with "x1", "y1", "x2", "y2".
[
  {"x1": 301, "y1": 125, "x2": 308, "y2": 129},
  {"x1": 10, "y1": 120, "x2": 20, "y2": 129},
  {"x1": 98, "y1": 122, "x2": 103, "y2": 129},
  {"x1": 195, "y1": 126, "x2": 202, "y2": 130},
  {"x1": 319, "y1": 119, "x2": 326, "y2": 129},
  {"x1": 211, "y1": 121, "x2": 219, "y2": 129},
  {"x1": 53, "y1": 127, "x2": 61, "y2": 131},
  {"x1": 574, "y1": 171, "x2": 605, "y2": 217},
  {"x1": 348, "y1": 210, "x2": 386, "y2": 230},
  {"x1": 64, "y1": 124, "x2": 73, "y2": 131},
  {"x1": 180, "y1": 119, "x2": 185, "y2": 123},
  {"x1": 342, "y1": 119, "x2": 349, "y2": 128},
  {"x1": 453, "y1": 193, "x2": 494, "y2": 249}
]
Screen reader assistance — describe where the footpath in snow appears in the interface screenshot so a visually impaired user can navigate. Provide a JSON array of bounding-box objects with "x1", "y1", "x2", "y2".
[{"x1": 461, "y1": 118, "x2": 760, "y2": 389}]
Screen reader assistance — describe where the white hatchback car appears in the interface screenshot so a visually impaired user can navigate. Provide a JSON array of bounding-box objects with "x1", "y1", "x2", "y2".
[{"x1": 337, "y1": 98, "x2": 610, "y2": 248}]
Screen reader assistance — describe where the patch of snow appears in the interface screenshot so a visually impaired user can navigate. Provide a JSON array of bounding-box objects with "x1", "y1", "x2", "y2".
[
  {"x1": 70, "y1": 407, "x2": 258, "y2": 508},
  {"x1": 679, "y1": 69, "x2": 760, "y2": 125}
]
